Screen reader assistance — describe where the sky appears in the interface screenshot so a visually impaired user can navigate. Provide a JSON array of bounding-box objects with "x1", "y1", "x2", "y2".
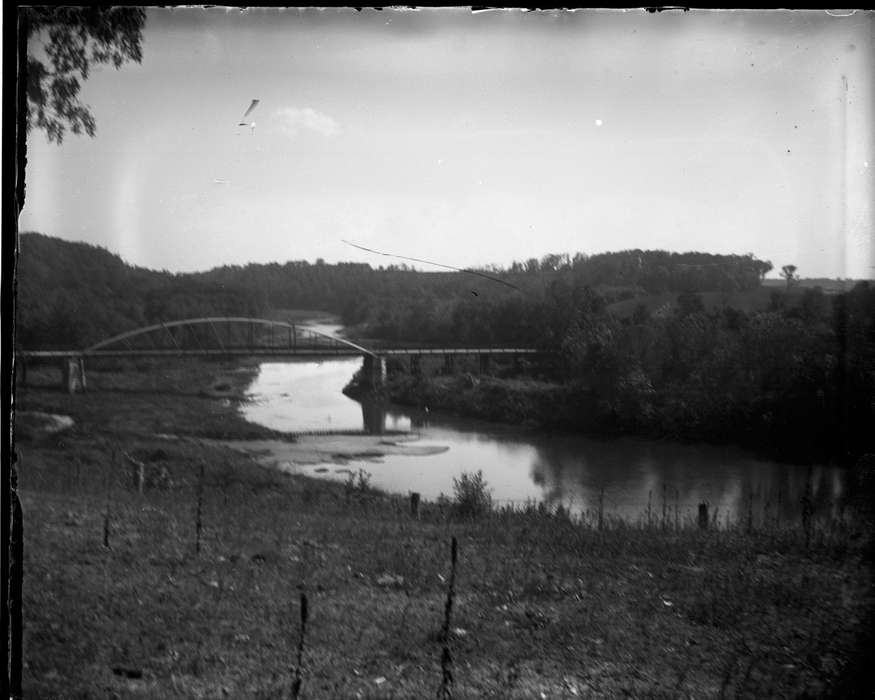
[{"x1": 20, "y1": 7, "x2": 875, "y2": 278}]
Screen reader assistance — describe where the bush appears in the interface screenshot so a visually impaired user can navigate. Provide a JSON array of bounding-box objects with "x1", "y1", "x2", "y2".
[
  {"x1": 452, "y1": 470, "x2": 492, "y2": 518},
  {"x1": 344, "y1": 468, "x2": 372, "y2": 496}
]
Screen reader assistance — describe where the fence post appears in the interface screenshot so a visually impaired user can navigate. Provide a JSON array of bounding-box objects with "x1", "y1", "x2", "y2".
[
  {"x1": 438, "y1": 536, "x2": 459, "y2": 700},
  {"x1": 196, "y1": 461, "x2": 205, "y2": 555},
  {"x1": 410, "y1": 492, "x2": 421, "y2": 519},
  {"x1": 291, "y1": 591, "x2": 309, "y2": 700},
  {"x1": 103, "y1": 451, "x2": 114, "y2": 549}
]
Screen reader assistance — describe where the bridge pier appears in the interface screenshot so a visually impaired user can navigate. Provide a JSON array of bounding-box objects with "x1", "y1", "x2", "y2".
[
  {"x1": 410, "y1": 355, "x2": 422, "y2": 378},
  {"x1": 362, "y1": 354, "x2": 386, "y2": 389},
  {"x1": 443, "y1": 354, "x2": 455, "y2": 375},
  {"x1": 62, "y1": 357, "x2": 86, "y2": 394},
  {"x1": 360, "y1": 400, "x2": 387, "y2": 435}
]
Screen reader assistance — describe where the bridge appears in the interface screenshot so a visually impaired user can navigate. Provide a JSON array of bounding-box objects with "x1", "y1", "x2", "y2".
[{"x1": 17, "y1": 317, "x2": 545, "y2": 393}]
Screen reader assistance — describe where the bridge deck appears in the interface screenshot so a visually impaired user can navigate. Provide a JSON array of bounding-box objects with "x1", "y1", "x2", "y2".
[
  {"x1": 19, "y1": 347, "x2": 544, "y2": 360},
  {"x1": 18, "y1": 317, "x2": 545, "y2": 360}
]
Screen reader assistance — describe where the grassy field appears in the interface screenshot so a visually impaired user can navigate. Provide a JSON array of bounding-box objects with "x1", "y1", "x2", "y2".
[{"x1": 12, "y1": 359, "x2": 875, "y2": 698}]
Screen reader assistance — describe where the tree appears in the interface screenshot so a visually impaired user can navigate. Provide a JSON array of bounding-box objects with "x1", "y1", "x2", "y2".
[
  {"x1": 23, "y1": 7, "x2": 147, "y2": 143},
  {"x1": 676, "y1": 290, "x2": 705, "y2": 317},
  {"x1": 8, "y1": 12, "x2": 145, "y2": 676},
  {"x1": 757, "y1": 259, "x2": 774, "y2": 282},
  {"x1": 781, "y1": 264, "x2": 798, "y2": 289}
]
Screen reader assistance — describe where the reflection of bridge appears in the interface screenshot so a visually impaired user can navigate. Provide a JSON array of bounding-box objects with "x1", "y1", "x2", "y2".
[{"x1": 17, "y1": 317, "x2": 545, "y2": 392}]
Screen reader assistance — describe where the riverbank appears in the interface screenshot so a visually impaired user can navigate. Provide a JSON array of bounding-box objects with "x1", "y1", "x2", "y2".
[
  {"x1": 355, "y1": 369, "x2": 869, "y2": 466},
  {"x1": 13, "y1": 358, "x2": 875, "y2": 697}
]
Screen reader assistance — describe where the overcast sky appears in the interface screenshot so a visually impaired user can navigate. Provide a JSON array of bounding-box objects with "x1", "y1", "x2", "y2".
[{"x1": 20, "y1": 8, "x2": 874, "y2": 278}]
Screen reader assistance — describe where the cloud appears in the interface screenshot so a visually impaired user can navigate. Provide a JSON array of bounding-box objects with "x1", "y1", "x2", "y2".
[{"x1": 274, "y1": 107, "x2": 340, "y2": 137}]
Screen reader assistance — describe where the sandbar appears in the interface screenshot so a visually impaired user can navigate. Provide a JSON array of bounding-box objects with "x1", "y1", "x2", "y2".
[{"x1": 219, "y1": 433, "x2": 449, "y2": 473}]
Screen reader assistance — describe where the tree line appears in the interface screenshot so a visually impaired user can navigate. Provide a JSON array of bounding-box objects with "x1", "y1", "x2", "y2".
[{"x1": 16, "y1": 233, "x2": 774, "y2": 349}]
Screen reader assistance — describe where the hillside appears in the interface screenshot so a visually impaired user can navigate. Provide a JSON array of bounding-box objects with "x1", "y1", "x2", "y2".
[
  {"x1": 16, "y1": 233, "x2": 783, "y2": 349},
  {"x1": 16, "y1": 233, "x2": 264, "y2": 349}
]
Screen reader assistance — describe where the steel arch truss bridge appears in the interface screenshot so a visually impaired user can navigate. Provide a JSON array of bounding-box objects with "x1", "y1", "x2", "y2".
[
  {"x1": 79, "y1": 317, "x2": 375, "y2": 359},
  {"x1": 17, "y1": 317, "x2": 546, "y2": 393}
]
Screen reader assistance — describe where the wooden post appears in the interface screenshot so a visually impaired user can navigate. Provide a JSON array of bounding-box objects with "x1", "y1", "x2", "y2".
[
  {"x1": 438, "y1": 537, "x2": 458, "y2": 700},
  {"x1": 103, "y1": 452, "x2": 114, "y2": 549},
  {"x1": 125, "y1": 451, "x2": 145, "y2": 494},
  {"x1": 410, "y1": 492, "x2": 421, "y2": 519},
  {"x1": 196, "y1": 461, "x2": 205, "y2": 555},
  {"x1": 291, "y1": 592, "x2": 309, "y2": 699}
]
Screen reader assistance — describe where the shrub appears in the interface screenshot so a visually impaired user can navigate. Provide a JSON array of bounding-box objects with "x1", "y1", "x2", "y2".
[
  {"x1": 344, "y1": 468, "x2": 372, "y2": 498},
  {"x1": 452, "y1": 470, "x2": 492, "y2": 518}
]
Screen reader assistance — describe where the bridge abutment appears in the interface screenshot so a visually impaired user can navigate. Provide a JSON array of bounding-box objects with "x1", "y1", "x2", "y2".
[{"x1": 15, "y1": 357, "x2": 27, "y2": 387}]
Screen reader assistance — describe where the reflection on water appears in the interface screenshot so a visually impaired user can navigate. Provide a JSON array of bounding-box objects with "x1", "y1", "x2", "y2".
[
  {"x1": 241, "y1": 359, "x2": 410, "y2": 434},
  {"x1": 241, "y1": 358, "x2": 850, "y2": 524}
]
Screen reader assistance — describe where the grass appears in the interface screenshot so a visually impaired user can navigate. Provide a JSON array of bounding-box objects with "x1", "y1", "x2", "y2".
[{"x1": 13, "y1": 359, "x2": 875, "y2": 698}]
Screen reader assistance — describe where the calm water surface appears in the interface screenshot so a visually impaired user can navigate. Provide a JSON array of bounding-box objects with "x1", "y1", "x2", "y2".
[{"x1": 241, "y1": 342, "x2": 848, "y2": 524}]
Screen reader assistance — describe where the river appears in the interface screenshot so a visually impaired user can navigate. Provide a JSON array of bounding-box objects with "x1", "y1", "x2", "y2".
[{"x1": 239, "y1": 329, "x2": 850, "y2": 525}]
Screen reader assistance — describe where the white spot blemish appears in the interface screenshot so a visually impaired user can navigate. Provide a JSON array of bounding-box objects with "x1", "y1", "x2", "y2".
[{"x1": 595, "y1": 119, "x2": 603, "y2": 127}]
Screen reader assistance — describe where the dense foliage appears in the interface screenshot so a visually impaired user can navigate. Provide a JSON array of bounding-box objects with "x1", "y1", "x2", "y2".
[
  {"x1": 23, "y1": 7, "x2": 147, "y2": 143},
  {"x1": 15, "y1": 233, "x2": 262, "y2": 349}
]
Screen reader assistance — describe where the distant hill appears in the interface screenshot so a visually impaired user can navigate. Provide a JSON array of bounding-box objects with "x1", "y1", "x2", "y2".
[
  {"x1": 15, "y1": 233, "x2": 263, "y2": 349},
  {"x1": 15, "y1": 232, "x2": 799, "y2": 349}
]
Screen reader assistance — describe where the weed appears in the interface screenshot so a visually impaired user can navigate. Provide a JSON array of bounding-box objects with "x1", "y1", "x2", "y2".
[
  {"x1": 345, "y1": 468, "x2": 373, "y2": 497},
  {"x1": 452, "y1": 470, "x2": 492, "y2": 519}
]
